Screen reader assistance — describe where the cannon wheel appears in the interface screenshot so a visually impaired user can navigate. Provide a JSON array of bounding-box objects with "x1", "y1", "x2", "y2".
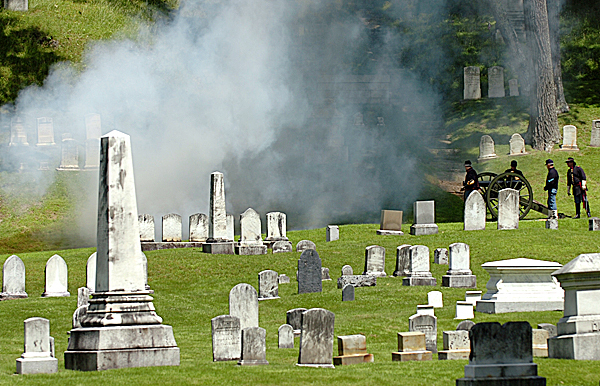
[
  {"x1": 485, "y1": 172, "x2": 533, "y2": 220},
  {"x1": 477, "y1": 172, "x2": 497, "y2": 197}
]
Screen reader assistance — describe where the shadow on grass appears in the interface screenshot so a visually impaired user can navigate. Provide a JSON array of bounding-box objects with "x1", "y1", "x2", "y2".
[{"x1": 0, "y1": 13, "x2": 64, "y2": 104}]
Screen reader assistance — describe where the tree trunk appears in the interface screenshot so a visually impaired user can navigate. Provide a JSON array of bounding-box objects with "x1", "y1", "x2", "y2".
[
  {"x1": 547, "y1": 0, "x2": 569, "y2": 113},
  {"x1": 523, "y1": 0, "x2": 561, "y2": 152}
]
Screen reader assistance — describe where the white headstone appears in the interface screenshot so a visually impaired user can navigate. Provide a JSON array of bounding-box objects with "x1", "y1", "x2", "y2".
[
  {"x1": 229, "y1": 283, "x2": 259, "y2": 332},
  {"x1": 326, "y1": 225, "x2": 339, "y2": 242},
  {"x1": 226, "y1": 214, "x2": 235, "y2": 242},
  {"x1": 162, "y1": 214, "x2": 182, "y2": 242},
  {"x1": 138, "y1": 214, "x2": 155, "y2": 242},
  {"x1": 266, "y1": 212, "x2": 287, "y2": 241},
  {"x1": 86, "y1": 252, "x2": 96, "y2": 292},
  {"x1": 36, "y1": 117, "x2": 55, "y2": 146},
  {"x1": 561, "y1": 125, "x2": 579, "y2": 150},
  {"x1": 240, "y1": 208, "x2": 263, "y2": 245},
  {"x1": 488, "y1": 66, "x2": 505, "y2": 98},
  {"x1": 393, "y1": 244, "x2": 411, "y2": 276},
  {"x1": 434, "y1": 248, "x2": 448, "y2": 264},
  {"x1": 209, "y1": 172, "x2": 228, "y2": 241},
  {"x1": 278, "y1": 324, "x2": 294, "y2": 349},
  {"x1": 464, "y1": 190, "x2": 486, "y2": 231},
  {"x1": 509, "y1": 133, "x2": 526, "y2": 155},
  {"x1": 428, "y1": 291, "x2": 443, "y2": 308},
  {"x1": 42, "y1": 254, "x2": 69, "y2": 297},
  {"x1": 57, "y1": 137, "x2": 79, "y2": 170},
  {"x1": 189, "y1": 213, "x2": 208, "y2": 242},
  {"x1": 211, "y1": 315, "x2": 241, "y2": 361},
  {"x1": 77, "y1": 287, "x2": 90, "y2": 308},
  {"x1": 497, "y1": 188, "x2": 519, "y2": 230},
  {"x1": 465, "y1": 290, "x2": 482, "y2": 306},
  {"x1": 509, "y1": 79, "x2": 519, "y2": 96},
  {"x1": 1, "y1": 255, "x2": 27, "y2": 299},
  {"x1": 9, "y1": 117, "x2": 28, "y2": 146},
  {"x1": 341, "y1": 265, "x2": 353, "y2": 276},
  {"x1": 410, "y1": 201, "x2": 438, "y2": 235},
  {"x1": 403, "y1": 245, "x2": 436, "y2": 286},
  {"x1": 258, "y1": 270, "x2": 279, "y2": 300},
  {"x1": 16, "y1": 317, "x2": 57, "y2": 374},
  {"x1": 417, "y1": 304, "x2": 435, "y2": 316},
  {"x1": 464, "y1": 66, "x2": 481, "y2": 100},
  {"x1": 590, "y1": 120, "x2": 600, "y2": 147},
  {"x1": 478, "y1": 135, "x2": 497, "y2": 160},
  {"x1": 363, "y1": 245, "x2": 386, "y2": 277},
  {"x1": 455, "y1": 301, "x2": 475, "y2": 319}
]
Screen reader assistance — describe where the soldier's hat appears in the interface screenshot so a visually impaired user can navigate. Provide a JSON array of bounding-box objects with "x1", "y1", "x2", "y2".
[
  {"x1": 464, "y1": 160, "x2": 472, "y2": 167},
  {"x1": 565, "y1": 157, "x2": 576, "y2": 164}
]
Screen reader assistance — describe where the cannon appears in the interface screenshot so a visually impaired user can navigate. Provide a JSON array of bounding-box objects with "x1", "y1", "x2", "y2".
[{"x1": 476, "y1": 172, "x2": 550, "y2": 220}]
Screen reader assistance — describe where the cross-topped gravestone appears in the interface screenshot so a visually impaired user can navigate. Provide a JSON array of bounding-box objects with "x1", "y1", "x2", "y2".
[{"x1": 1, "y1": 255, "x2": 27, "y2": 299}]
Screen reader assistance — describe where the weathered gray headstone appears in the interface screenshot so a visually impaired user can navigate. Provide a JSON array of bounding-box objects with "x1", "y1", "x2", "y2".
[
  {"x1": 4, "y1": 0, "x2": 28, "y2": 11},
  {"x1": 278, "y1": 274, "x2": 290, "y2": 284},
  {"x1": 434, "y1": 248, "x2": 448, "y2": 265},
  {"x1": 36, "y1": 117, "x2": 55, "y2": 146},
  {"x1": 229, "y1": 283, "x2": 259, "y2": 332},
  {"x1": 363, "y1": 245, "x2": 386, "y2": 277},
  {"x1": 42, "y1": 254, "x2": 70, "y2": 297},
  {"x1": 497, "y1": 188, "x2": 519, "y2": 230},
  {"x1": 478, "y1": 135, "x2": 497, "y2": 161},
  {"x1": 258, "y1": 270, "x2": 279, "y2": 300},
  {"x1": 16, "y1": 317, "x2": 57, "y2": 374},
  {"x1": 57, "y1": 136, "x2": 79, "y2": 170},
  {"x1": 265, "y1": 212, "x2": 287, "y2": 241},
  {"x1": 410, "y1": 200, "x2": 438, "y2": 235},
  {"x1": 298, "y1": 249, "x2": 322, "y2": 294},
  {"x1": 86, "y1": 252, "x2": 96, "y2": 292},
  {"x1": 1, "y1": 255, "x2": 27, "y2": 299},
  {"x1": 488, "y1": 66, "x2": 505, "y2": 98},
  {"x1": 273, "y1": 240, "x2": 293, "y2": 253},
  {"x1": 590, "y1": 119, "x2": 600, "y2": 147},
  {"x1": 211, "y1": 315, "x2": 241, "y2": 361},
  {"x1": 138, "y1": 214, "x2": 155, "y2": 242},
  {"x1": 409, "y1": 314, "x2": 437, "y2": 353},
  {"x1": 189, "y1": 213, "x2": 208, "y2": 242},
  {"x1": 238, "y1": 327, "x2": 268, "y2": 366},
  {"x1": 326, "y1": 225, "x2": 339, "y2": 242},
  {"x1": 286, "y1": 308, "x2": 307, "y2": 335},
  {"x1": 342, "y1": 265, "x2": 353, "y2": 276},
  {"x1": 72, "y1": 305, "x2": 88, "y2": 329},
  {"x1": 77, "y1": 287, "x2": 90, "y2": 308},
  {"x1": 442, "y1": 243, "x2": 476, "y2": 288},
  {"x1": 162, "y1": 214, "x2": 182, "y2": 242},
  {"x1": 278, "y1": 324, "x2": 294, "y2": 349},
  {"x1": 509, "y1": 79, "x2": 519, "y2": 97},
  {"x1": 296, "y1": 240, "x2": 316, "y2": 252},
  {"x1": 297, "y1": 308, "x2": 335, "y2": 368},
  {"x1": 322, "y1": 267, "x2": 331, "y2": 281},
  {"x1": 393, "y1": 244, "x2": 411, "y2": 276},
  {"x1": 337, "y1": 275, "x2": 376, "y2": 289},
  {"x1": 456, "y1": 320, "x2": 475, "y2": 331},
  {"x1": 561, "y1": 125, "x2": 579, "y2": 151},
  {"x1": 403, "y1": 245, "x2": 436, "y2": 286},
  {"x1": 9, "y1": 117, "x2": 28, "y2": 146},
  {"x1": 342, "y1": 284, "x2": 354, "y2": 301},
  {"x1": 537, "y1": 323, "x2": 557, "y2": 339},
  {"x1": 438, "y1": 330, "x2": 470, "y2": 360},
  {"x1": 209, "y1": 172, "x2": 228, "y2": 241},
  {"x1": 509, "y1": 133, "x2": 526, "y2": 155},
  {"x1": 464, "y1": 66, "x2": 481, "y2": 100},
  {"x1": 464, "y1": 190, "x2": 486, "y2": 231}
]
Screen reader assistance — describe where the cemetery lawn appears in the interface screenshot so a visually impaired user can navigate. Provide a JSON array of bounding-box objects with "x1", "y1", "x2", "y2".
[{"x1": 1, "y1": 221, "x2": 600, "y2": 385}]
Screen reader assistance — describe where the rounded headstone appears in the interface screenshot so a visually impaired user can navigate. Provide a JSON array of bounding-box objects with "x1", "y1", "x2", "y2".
[
  {"x1": 296, "y1": 240, "x2": 316, "y2": 252},
  {"x1": 456, "y1": 320, "x2": 476, "y2": 331}
]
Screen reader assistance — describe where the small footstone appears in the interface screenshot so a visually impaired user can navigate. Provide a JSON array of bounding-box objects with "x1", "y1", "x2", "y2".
[
  {"x1": 342, "y1": 284, "x2": 354, "y2": 301},
  {"x1": 16, "y1": 318, "x2": 57, "y2": 374},
  {"x1": 392, "y1": 332, "x2": 432, "y2": 362},
  {"x1": 341, "y1": 265, "x2": 353, "y2": 276},
  {"x1": 546, "y1": 218, "x2": 558, "y2": 230},
  {"x1": 278, "y1": 274, "x2": 290, "y2": 284},
  {"x1": 434, "y1": 248, "x2": 448, "y2": 265},
  {"x1": 333, "y1": 334, "x2": 374, "y2": 365},
  {"x1": 589, "y1": 217, "x2": 600, "y2": 231},
  {"x1": 322, "y1": 267, "x2": 331, "y2": 281},
  {"x1": 326, "y1": 225, "x2": 339, "y2": 242},
  {"x1": 273, "y1": 241, "x2": 293, "y2": 253}
]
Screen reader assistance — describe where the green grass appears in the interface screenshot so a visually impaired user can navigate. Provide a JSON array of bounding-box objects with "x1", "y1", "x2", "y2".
[{"x1": 0, "y1": 222, "x2": 599, "y2": 385}]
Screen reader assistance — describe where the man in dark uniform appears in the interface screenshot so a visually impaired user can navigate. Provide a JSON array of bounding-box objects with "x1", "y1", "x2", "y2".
[
  {"x1": 544, "y1": 159, "x2": 558, "y2": 219},
  {"x1": 463, "y1": 160, "x2": 479, "y2": 201},
  {"x1": 566, "y1": 157, "x2": 590, "y2": 218},
  {"x1": 504, "y1": 160, "x2": 524, "y2": 176}
]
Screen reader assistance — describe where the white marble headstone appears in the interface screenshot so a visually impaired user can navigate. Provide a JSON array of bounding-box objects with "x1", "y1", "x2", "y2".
[{"x1": 42, "y1": 254, "x2": 70, "y2": 297}]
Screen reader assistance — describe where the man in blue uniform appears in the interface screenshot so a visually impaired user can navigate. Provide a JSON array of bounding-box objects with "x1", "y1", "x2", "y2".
[
  {"x1": 566, "y1": 157, "x2": 590, "y2": 218},
  {"x1": 463, "y1": 160, "x2": 479, "y2": 201},
  {"x1": 544, "y1": 159, "x2": 558, "y2": 219}
]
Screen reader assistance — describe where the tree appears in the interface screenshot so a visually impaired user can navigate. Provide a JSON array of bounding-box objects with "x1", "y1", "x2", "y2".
[
  {"x1": 547, "y1": 0, "x2": 569, "y2": 113},
  {"x1": 523, "y1": 0, "x2": 561, "y2": 151}
]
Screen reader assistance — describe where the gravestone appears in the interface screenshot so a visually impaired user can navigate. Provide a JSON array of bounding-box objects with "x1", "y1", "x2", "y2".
[
  {"x1": 438, "y1": 330, "x2": 470, "y2": 360},
  {"x1": 258, "y1": 270, "x2": 279, "y2": 300},
  {"x1": 363, "y1": 245, "x2": 386, "y2": 277},
  {"x1": 589, "y1": 217, "x2": 600, "y2": 231},
  {"x1": 16, "y1": 318, "x2": 57, "y2": 374},
  {"x1": 72, "y1": 305, "x2": 88, "y2": 329},
  {"x1": 377, "y1": 210, "x2": 403, "y2": 235},
  {"x1": 457, "y1": 322, "x2": 545, "y2": 386},
  {"x1": 457, "y1": 320, "x2": 476, "y2": 331},
  {"x1": 162, "y1": 214, "x2": 182, "y2": 242},
  {"x1": 141, "y1": 252, "x2": 150, "y2": 290},
  {"x1": 537, "y1": 323, "x2": 557, "y2": 339},
  {"x1": 1, "y1": 255, "x2": 27, "y2": 299},
  {"x1": 464, "y1": 190, "x2": 486, "y2": 231},
  {"x1": 403, "y1": 245, "x2": 436, "y2": 286},
  {"x1": 36, "y1": 117, "x2": 55, "y2": 146},
  {"x1": 428, "y1": 291, "x2": 443, "y2": 308},
  {"x1": 229, "y1": 284, "x2": 259, "y2": 333},
  {"x1": 298, "y1": 249, "x2": 322, "y2": 294},
  {"x1": 393, "y1": 244, "x2": 411, "y2": 276},
  {"x1": 409, "y1": 313, "x2": 438, "y2": 353},
  {"x1": 278, "y1": 274, "x2": 290, "y2": 284},
  {"x1": 9, "y1": 117, "x2": 28, "y2": 146},
  {"x1": 476, "y1": 258, "x2": 564, "y2": 313},
  {"x1": 138, "y1": 214, "x2": 155, "y2": 242},
  {"x1": 455, "y1": 301, "x2": 475, "y2": 319},
  {"x1": 57, "y1": 136, "x2": 79, "y2": 170},
  {"x1": 64, "y1": 131, "x2": 179, "y2": 371},
  {"x1": 417, "y1": 305, "x2": 435, "y2": 316},
  {"x1": 297, "y1": 308, "x2": 335, "y2": 368},
  {"x1": 326, "y1": 225, "x2": 339, "y2": 242},
  {"x1": 342, "y1": 265, "x2": 353, "y2": 276},
  {"x1": 442, "y1": 243, "x2": 476, "y2": 288},
  {"x1": 465, "y1": 290, "x2": 482, "y2": 306},
  {"x1": 392, "y1": 331, "x2": 432, "y2": 362},
  {"x1": 226, "y1": 214, "x2": 234, "y2": 242},
  {"x1": 238, "y1": 208, "x2": 267, "y2": 255},
  {"x1": 509, "y1": 79, "x2": 519, "y2": 96},
  {"x1": 238, "y1": 327, "x2": 268, "y2": 366},
  {"x1": 342, "y1": 284, "x2": 354, "y2": 301},
  {"x1": 549, "y1": 253, "x2": 600, "y2": 360},
  {"x1": 561, "y1": 125, "x2": 579, "y2": 151},
  {"x1": 410, "y1": 200, "x2": 438, "y2": 235},
  {"x1": 42, "y1": 254, "x2": 70, "y2": 297},
  {"x1": 189, "y1": 213, "x2": 208, "y2": 242},
  {"x1": 286, "y1": 308, "x2": 307, "y2": 336},
  {"x1": 77, "y1": 287, "x2": 90, "y2": 308},
  {"x1": 86, "y1": 252, "x2": 96, "y2": 292},
  {"x1": 273, "y1": 241, "x2": 293, "y2": 253},
  {"x1": 265, "y1": 212, "x2": 287, "y2": 241},
  {"x1": 337, "y1": 275, "x2": 376, "y2": 289},
  {"x1": 532, "y1": 329, "x2": 549, "y2": 357},
  {"x1": 464, "y1": 66, "x2": 481, "y2": 100},
  {"x1": 321, "y1": 267, "x2": 331, "y2": 281},
  {"x1": 497, "y1": 188, "x2": 519, "y2": 230},
  {"x1": 488, "y1": 66, "x2": 505, "y2": 98},
  {"x1": 509, "y1": 133, "x2": 527, "y2": 155},
  {"x1": 211, "y1": 315, "x2": 241, "y2": 361},
  {"x1": 204, "y1": 171, "x2": 234, "y2": 253},
  {"x1": 84, "y1": 114, "x2": 101, "y2": 169},
  {"x1": 434, "y1": 248, "x2": 448, "y2": 264},
  {"x1": 4, "y1": 0, "x2": 28, "y2": 11},
  {"x1": 546, "y1": 218, "x2": 558, "y2": 230},
  {"x1": 590, "y1": 119, "x2": 600, "y2": 147},
  {"x1": 478, "y1": 135, "x2": 498, "y2": 161},
  {"x1": 296, "y1": 240, "x2": 316, "y2": 252},
  {"x1": 278, "y1": 324, "x2": 294, "y2": 349},
  {"x1": 333, "y1": 334, "x2": 374, "y2": 365}
]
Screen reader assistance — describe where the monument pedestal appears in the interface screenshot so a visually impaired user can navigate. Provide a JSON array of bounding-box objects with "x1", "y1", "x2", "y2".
[
  {"x1": 391, "y1": 351, "x2": 432, "y2": 361},
  {"x1": 442, "y1": 274, "x2": 477, "y2": 288},
  {"x1": 333, "y1": 353, "x2": 374, "y2": 365},
  {"x1": 403, "y1": 274, "x2": 437, "y2": 286},
  {"x1": 438, "y1": 349, "x2": 469, "y2": 360},
  {"x1": 236, "y1": 245, "x2": 267, "y2": 255},
  {"x1": 376, "y1": 230, "x2": 404, "y2": 236},
  {"x1": 203, "y1": 242, "x2": 235, "y2": 255},
  {"x1": 457, "y1": 377, "x2": 546, "y2": 386},
  {"x1": 16, "y1": 357, "x2": 58, "y2": 374},
  {"x1": 410, "y1": 224, "x2": 438, "y2": 236}
]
